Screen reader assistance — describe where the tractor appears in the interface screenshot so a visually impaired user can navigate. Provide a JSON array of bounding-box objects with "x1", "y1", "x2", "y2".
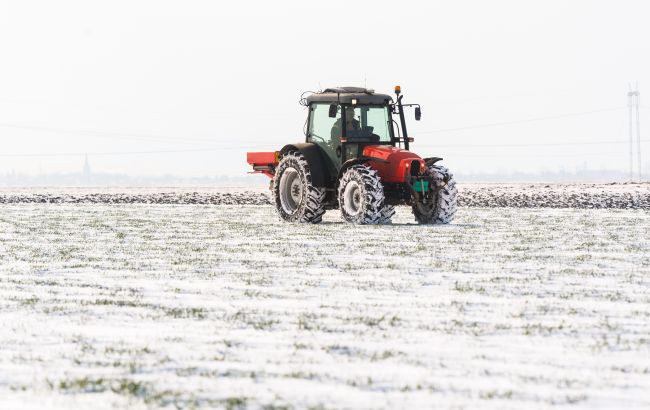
[{"x1": 246, "y1": 86, "x2": 457, "y2": 224}]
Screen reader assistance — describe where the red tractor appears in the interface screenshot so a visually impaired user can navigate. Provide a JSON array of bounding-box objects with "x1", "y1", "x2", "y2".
[{"x1": 247, "y1": 86, "x2": 457, "y2": 224}]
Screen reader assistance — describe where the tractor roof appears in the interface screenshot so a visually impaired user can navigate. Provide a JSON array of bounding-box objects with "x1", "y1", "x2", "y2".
[{"x1": 305, "y1": 87, "x2": 393, "y2": 105}]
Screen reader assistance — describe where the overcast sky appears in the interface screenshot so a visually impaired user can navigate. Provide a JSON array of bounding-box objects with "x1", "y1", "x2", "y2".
[{"x1": 0, "y1": 0, "x2": 649, "y2": 178}]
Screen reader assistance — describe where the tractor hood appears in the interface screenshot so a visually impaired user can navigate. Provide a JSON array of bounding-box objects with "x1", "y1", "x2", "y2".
[{"x1": 362, "y1": 145, "x2": 426, "y2": 183}]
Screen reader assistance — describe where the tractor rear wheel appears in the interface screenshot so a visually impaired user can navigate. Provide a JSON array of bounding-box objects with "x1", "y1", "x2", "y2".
[
  {"x1": 273, "y1": 151, "x2": 326, "y2": 223},
  {"x1": 338, "y1": 164, "x2": 385, "y2": 224},
  {"x1": 412, "y1": 165, "x2": 457, "y2": 224}
]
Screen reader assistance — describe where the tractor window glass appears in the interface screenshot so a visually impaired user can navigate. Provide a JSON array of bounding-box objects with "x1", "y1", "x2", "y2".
[
  {"x1": 309, "y1": 103, "x2": 341, "y2": 145},
  {"x1": 308, "y1": 103, "x2": 341, "y2": 167},
  {"x1": 352, "y1": 106, "x2": 392, "y2": 143}
]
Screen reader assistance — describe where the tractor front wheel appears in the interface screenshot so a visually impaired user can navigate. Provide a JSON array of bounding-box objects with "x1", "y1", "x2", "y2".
[
  {"x1": 338, "y1": 164, "x2": 385, "y2": 224},
  {"x1": 377, "y1": 204, "x2": 396, "y2": 224},
  {"x1": 273, "y1": 151, "x2": 326, "y2": 223},
  {"x1": 412, "y1": 165, "x2": 457, "y2": 224}
]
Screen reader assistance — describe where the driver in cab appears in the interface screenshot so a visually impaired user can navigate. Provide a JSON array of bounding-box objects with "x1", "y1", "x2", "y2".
[{"x1": 330, "y1": 107, "x2": 360, "y2": 146}]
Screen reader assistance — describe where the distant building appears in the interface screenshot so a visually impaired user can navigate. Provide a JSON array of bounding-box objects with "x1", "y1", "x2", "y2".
[{"x1": 83, "y1": 155, "x2": 91, "y2": 184}]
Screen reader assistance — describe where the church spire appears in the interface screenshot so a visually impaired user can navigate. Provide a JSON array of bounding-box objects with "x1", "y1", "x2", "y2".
[{"x1": 83, "y1": 154, "x2": 91, "y2": 179}]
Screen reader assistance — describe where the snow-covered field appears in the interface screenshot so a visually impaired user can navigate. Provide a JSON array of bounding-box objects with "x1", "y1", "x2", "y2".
[{"x1": 1, "y1": 204, "x2": 649, "y2": 409}]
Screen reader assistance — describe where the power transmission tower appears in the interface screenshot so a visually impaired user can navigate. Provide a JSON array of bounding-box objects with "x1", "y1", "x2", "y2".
[{"x1": 627, "y1": 83, "x2": 641, "y2": 181}]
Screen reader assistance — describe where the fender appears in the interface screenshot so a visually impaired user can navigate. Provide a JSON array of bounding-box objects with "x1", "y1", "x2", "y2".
[
  {"x1": 336, "y1": 156, "x2": 390, "y2": 182},
  {"x1": 280, "y1": 143, "x2": 330, "y2": 187},
  {"x1": 423, "y1": 157, "x2": 443, "y2": 167}
]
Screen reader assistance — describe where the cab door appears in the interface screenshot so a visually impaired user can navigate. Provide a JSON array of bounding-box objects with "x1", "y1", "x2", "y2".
[{"x1": 307, "y1": 103, "x2": 342, "y2": 175}]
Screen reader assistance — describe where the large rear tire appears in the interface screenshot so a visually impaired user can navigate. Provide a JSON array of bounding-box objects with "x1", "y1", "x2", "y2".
[
  {"x1": 338, "y1": 165, "x2": 385, "y2": 224},
  {"x1": 412, "y1": 165, "x2": 457, "y2": 224},
  {"x1": 273, "y1": 151, "x2": 326, "y2": 223}
]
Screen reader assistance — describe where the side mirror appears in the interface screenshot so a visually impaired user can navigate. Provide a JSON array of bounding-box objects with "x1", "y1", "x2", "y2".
[
  {"x1": 328, "y1": 104, "x2": 338, "y2": 118},
  {"x1": 415, "y1": 107, "x2": 421, "y2": 121}
]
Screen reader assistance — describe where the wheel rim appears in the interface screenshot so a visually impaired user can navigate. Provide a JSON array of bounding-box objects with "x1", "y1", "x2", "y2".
[
  {"x1": 415, "y1": 192, "x2": 438, "y2": 217},
  {"x1": 343, "y1": 181, "x2": 362, "y2": 216},
  {"x1": 279, "y1": 168, "x2": 303, "y2": 214},
  {"x1": 415, "y1": 200, "x2": 434, "y2": 216}
]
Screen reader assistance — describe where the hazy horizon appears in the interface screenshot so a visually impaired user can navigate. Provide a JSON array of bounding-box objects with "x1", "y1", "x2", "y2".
[
  {"x1": 1, "y1": 0, "x2": 649, "y2": 181},
  {"x1": 1, "y1": 163, "x2": 645, "y2": 187}
]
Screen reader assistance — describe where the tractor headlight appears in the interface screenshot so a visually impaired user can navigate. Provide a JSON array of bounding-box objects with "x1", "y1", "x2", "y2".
[{"x1": 351, "y1": 98, "x2": 358, "y2": 105}]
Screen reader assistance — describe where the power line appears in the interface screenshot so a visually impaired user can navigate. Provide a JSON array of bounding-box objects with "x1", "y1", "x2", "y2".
[
  {"x1": 2, "y1": 105, "x2": 630, "y2": 144},
  {"x1": 0, "y1": 121, "x2": 261, "y2": 146},
  {"x1": 0, "y1": 105, "x2": 641, "y2": 156},
  {"x1": 0, "y1": 145, "x2": 268, "y2": 158},
  {"x1": 3, "y1": 138, "x2": 647, "y2": 158},
  {"x1": 417, "y1": 138, "x2": 650, "y2": 148},
  {"x1": 413, "y1": 106, "x2": 626, "y2": 134}
]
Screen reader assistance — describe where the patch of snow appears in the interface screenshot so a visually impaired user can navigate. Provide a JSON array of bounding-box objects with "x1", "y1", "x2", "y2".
[{"x1": 0, "y1": 204, "x2": 649, "y2": 408}]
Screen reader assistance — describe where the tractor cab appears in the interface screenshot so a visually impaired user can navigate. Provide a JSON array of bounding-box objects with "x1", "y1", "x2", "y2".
[
  {"x1": 306, "y1": 88, "x2": 389, "y2": 153},
  {"x1": 307, "y1": 101, "x2": 390, "y2": 170},
  {"x1": 303, "y1": 87, "x2": 421, "y2": 179}
]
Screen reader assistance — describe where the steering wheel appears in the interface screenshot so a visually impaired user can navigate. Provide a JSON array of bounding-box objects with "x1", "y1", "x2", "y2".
[{"x1": 310, "y1": 135, "x2": 326, "y2": 143}]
